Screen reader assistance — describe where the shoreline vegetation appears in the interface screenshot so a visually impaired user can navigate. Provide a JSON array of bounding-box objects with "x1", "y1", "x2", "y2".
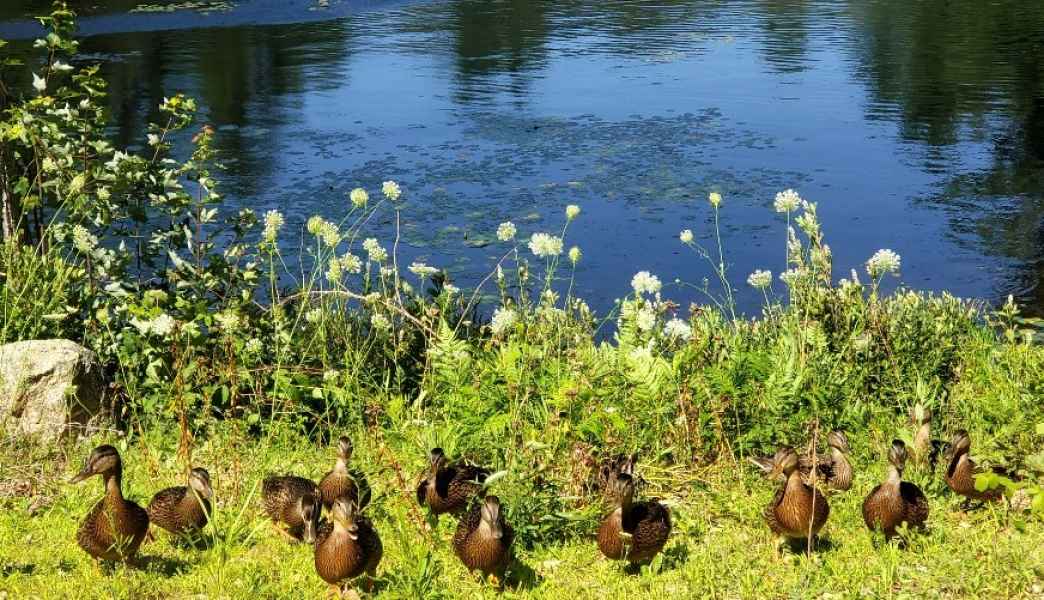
[{"x1": 1, "y1": 4, "x2": 1043, "y2": 599}]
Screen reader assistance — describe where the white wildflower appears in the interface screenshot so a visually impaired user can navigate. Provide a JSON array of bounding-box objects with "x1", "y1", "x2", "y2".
[
  {"x1": 663, "y1": 318, "x2": 693, "y2": 341},
  {"x1": 866, "y1": 249, "x2": 901, "y2": 278},
  {"x1": 150, "y1": 314, "x2": 176, "y2": 337},
  {"x1": 382, "y1": 180, "x2": 401, "y2": 201},
  {"x1": 371, "y1": 313, "x2": 391, "y2": 331},
  {"x1": 490, "y1": 307, "x2": 517, "y2": 336},
  {"x1": 326, "y1": 257, "x2": 342, "y2": 281},
  {"x1": 709, "y1": 191, "x2": 722, "y2": 208},
  {"x1": 409, "y1": 262, "x2": 438, "y2": 278},
  {"x1": 635, "y1": 306, "x2": 657, "y2": 332},
  {"x1": 214, "y1": 311, "x2": 240, "y2": 332},
  {"x1": 32, "y1": 73, "x2": 46, "y2": 93},
  {"x1": 320, "y1": 222, "x2": 341, "y2": 248},
  {"x1": 631, "y1": 271, "x2": 662, "y2": 295},
  {"x1": 747, "y1": 269, "x2": 773, "y2": 289},
  {"x1": 380, "y1": 266, "x2": 396, "y2": 278},
  {"x1": 774, "y1": 189, "x2": 801, "y2": 213},
  {"x1": 304, "y1": 308, "x2": 322, "y2": 324},
  {"x1": 568, "y1": 246, "x2": 582, "y2": 264},
  {"x1": 306, "y1": 215, "x2": 325, "y2": 236},
  {"x1": 147, "y1": 133, "x2": 161, "y2": 147},
  {"x1": 443, "y1": 283, "x2": 459, "y2": 295},
  {"x1": 679, "y1": 229, "x2": 694, "y2": 244},
  {"x1": 349, "y1": 187, "x2": 369, "y2": 208},
  {"x1": 496, "y1": 221, "x2": 517, "y2": 242},
  {"x1": 541, "y1": 289, "x2": 558, "y2": 307},
  {"x1": 265, "y1": 208, "x2": 286, "y2": 242},
  {"x1": 565, "y1": 204, "x2": 581, "y2": 220},
  {"x1": 779, "y1": 269, "x2": 804, "y2": 286},
  {"x1": 628, "y1": 344, "x2": 653, "y2": 362},
  {"x1": 340, "y1": 253, "x2": 362, "y2": 274},
  {"x1": 245, "y1": 338, "x2": 263, "y2": 354},
  {"x1": 528, "y1": 232, "x2": 563, "y2": 258},
  {"x1": 362, "y1": 238, "x2": 387, "y2": 263},
  {"x1": 71, "y1": 225, "x2": 97, "y2": 254},
  {"x1": 52, "y1": 60, "x2": 73, "y2": 73}
]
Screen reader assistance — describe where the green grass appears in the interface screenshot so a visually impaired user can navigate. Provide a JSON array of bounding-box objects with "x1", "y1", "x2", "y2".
[{"x1": 2, "y1": 426, "x2": 1042, "y2": 599}]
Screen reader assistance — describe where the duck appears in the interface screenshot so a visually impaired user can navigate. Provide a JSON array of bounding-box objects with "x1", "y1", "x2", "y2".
[
  {"x1": 862, "y1": 440, "x2": 929, "y2": 539},
  {"x1": 799, "y1": 430, "x2": 853, "y2": 491},
  {"x1": 748, "y1": 430, "x2": 852, "y2": 491},
  {"x1": 453, "y1": 495, "x2": 514, "y2": 584},
  {"x1": 591, "y1": 452, "x2": 637, "y2": 500},
  {"x1": 415, "y1": 448, "x2": 489, "y2": 519},
  {"x1": 314, "y1": 497, "x2": 382, "y2": 597},
  {"x1": 909, "y1": 404, "x2": 945, "y2": 469},
  {"x1": 597, "y1": 472, "x2": 671, "y2": 567},
  {"x1": 262, "y1": 475, "x2": 321, "y2": 543},
  {"x1": 944, "y1": 430, "x2": 1002, "y2": 508},
  {"x1": 147, "y1": 467, "x2": 214, "y2": 536},
  {"x1": 763, "y1": 446, "x2": 829, "y2": 553},
  {"x1": 69, "y1": 445, "x2": 150, "y2": 563},
  {"x1": 318, "y1": 436, "x2": 371, "y2": 512}
]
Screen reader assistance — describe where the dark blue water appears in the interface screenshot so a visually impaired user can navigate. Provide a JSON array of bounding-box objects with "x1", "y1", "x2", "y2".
[{"x1": 2, "y1": 0, "x2": 1042, "y2": 316}]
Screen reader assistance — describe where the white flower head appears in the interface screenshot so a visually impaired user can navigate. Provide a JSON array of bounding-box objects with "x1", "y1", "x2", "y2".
[
  {"x1": 320, "y1": 222, "x2": 341, "y2": 248},
  {"x1": 565, "y1": 204, "x2": 581, "y2": 220},
  {"x1": 409, "y1": 262, "x2": 438, "y2": 278},
  {"x1": 326, "y1": 257, "x2": 342, "y2": 281},
  {"x1": 708, "y1": 192, "x2": 722, "y2": 209},
  {"x1": 349, "y1": 187, "x2": 369, "y2": 208},
  {"x1": 32, "y1": 72, "x2": 46, "y2": 94},
  {"x1": 362, "y1": 238, "x2": 387, "y2": 263},
  {"x1": 214, "y1": 311, "x2": 241, "y2": 332},
  {"x1": 779, "y1": 269, "x2": 805, "y2": 286},
  {"x1": 679, "y1": 229, "x2": 694, "y2": 244},
  {"x1": 263, "y1": 210, "x2": 284, "y2": 242},
  {"x1": 147, "y1": 133, "x2": 161, "y2": 147},
  {"x1": 245, "y1": 338, "x2": 263, "y2": 354},
  {"x1": 568, "y1": 246, "x2": 582, "y2": 265},
  {"x1": 382, "y1": 180, "x2": 401, "y2": 201},
  {"x1": 631, "y1": 271, "x2": 662, "y2": 296},
  {"x1": 636, "y1": 306, "x2": 657, "y2": 332},
  {"x1": 490, "y1": 307, "x2": 517, "y2": 336},
  {"x1": 528, "y1": 232, "x2": 563, "y2": 258},
  {"x1": 866, "y1": 249, "x2": 901, "y2": 278},
  {"x1": 71, "y1": 225, "x2": 98, "y2": 254},
  {"x1": 663, "y1": 318, "x2": 693, "y2": 342},
  {"x1": 496, "y1": 221, "x2": 517, "y2": 242},
  {"x1": 747, "y1": 269, "x2": 773, "y2": 289},
  {"x1": 150, "y1": 314, "x2": 176, "y2": 337},
  {"x1": 443, "y1": 283, "x2": 459, "y2": 295},
  {"x1": 306, "y1": 215, "x2": 325, "y2": 236},
  {"x1": 340, "y1": 253, "x2": 362, "y2": 274},
  {"x1": 305, "y1": 308, "x2": 322, "y2": 324},
  {"x1": 371, "y1": 313, "x2": 391, "y2": 331},
  {"x1": 774, "y1": 189, "x2": 802, "y2": 213}
]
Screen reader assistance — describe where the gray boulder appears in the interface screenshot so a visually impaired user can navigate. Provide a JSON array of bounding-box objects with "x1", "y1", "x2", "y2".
[{"x1": 0, "y1": 339, "x2": 106, "y2": 441}]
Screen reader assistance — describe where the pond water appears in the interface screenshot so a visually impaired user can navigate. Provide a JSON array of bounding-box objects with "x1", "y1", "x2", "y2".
[{"x1": 2, "y1": 0, "x2": 1042, "y2": 317}]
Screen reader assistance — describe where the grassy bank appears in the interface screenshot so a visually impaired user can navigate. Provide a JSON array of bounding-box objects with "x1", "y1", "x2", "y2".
[
  {"x1": 2, "y1": 425, "x2": 1043, "y2": 599},
  {"x1": 2, "y1": 5, "x2": 1044, "y2": 599}
]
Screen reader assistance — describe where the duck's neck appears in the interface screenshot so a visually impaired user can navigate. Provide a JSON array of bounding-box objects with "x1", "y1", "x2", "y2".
[
  {"x1": 785, "y1": 469, "x2": 810, "y2": 498},
  {"x1": 334, "y1": 457, "x2": 348, "y2": 473},
  {"x1": 947, "y1": 451, "x2": 967, "y2": 478},
  {"x1": 829, "y1": 447, "x2": 845, "y2": 463},
  {"x1": 103, "y1": 468, "x2": 124, "y2": 503},
  {"x1": 884, "y1": 465, "x2": 902, "y2": 491}
]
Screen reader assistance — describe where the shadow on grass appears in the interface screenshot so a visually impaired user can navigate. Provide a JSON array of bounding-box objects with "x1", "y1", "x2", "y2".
[
  {"x1": 784, "y1": 535, "x2": 837, "y2": 555},
  {"x1": 138, "y1": 554, "x2": 193, "y2": 576},
  {"x1": 2, "y1": 562, "x2": 36, "y2": 576},
  {"x1": 506, "y1": 559, "x2": 540, "y2": 590}
]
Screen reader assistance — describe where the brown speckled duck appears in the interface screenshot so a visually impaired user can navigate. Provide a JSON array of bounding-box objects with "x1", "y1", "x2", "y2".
[
  {"x1": 262, "y1": 475, "x2": 321, "y2": 543},
  {"x1": 597, "y1": 472, "x2": 671, "y2": 567},
  {"x1": 314, "y1": 497, "x2": 382, "y2": 598},
  {"x1": 70, "y1": 445, "x2": 150, "y2": 563},
  {"x1": 319, "y1": 437, "x2": 371, "y2": 512},
  {"x1": 415, "y1": 448, "x2": 489, "y2": 519},
  {"x1": 147, "y1": 467, "x2": 213, "y2": 536},
  {"x1": 453, "y1": 495, "x2": 514, "y2": 584},
  {"x1": 591, "y1": 452, "x2": 637, "y2": 500},
  {"x1": 862, "y1": 440, "x2": 929, "y2": 539},
  {"x1": 944, "y1": 430, "x2": 1002, "y2": 508},
  {"x1": 763, "y1": 446, "x2": 829, "y2": 552},
  {"x1": 749, "y1": 431, "x2": 852, "y2": 491}
]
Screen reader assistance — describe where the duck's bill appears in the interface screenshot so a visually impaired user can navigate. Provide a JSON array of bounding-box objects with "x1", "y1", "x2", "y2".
[{"x1": 69, "y1": 469, "x2": 91, "y2": 484}]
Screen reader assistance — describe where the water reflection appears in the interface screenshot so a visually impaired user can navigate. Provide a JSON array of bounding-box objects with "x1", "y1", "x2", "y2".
[{"x1": 0, "y1": 0, "x2": 1041, "y2": 314}]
